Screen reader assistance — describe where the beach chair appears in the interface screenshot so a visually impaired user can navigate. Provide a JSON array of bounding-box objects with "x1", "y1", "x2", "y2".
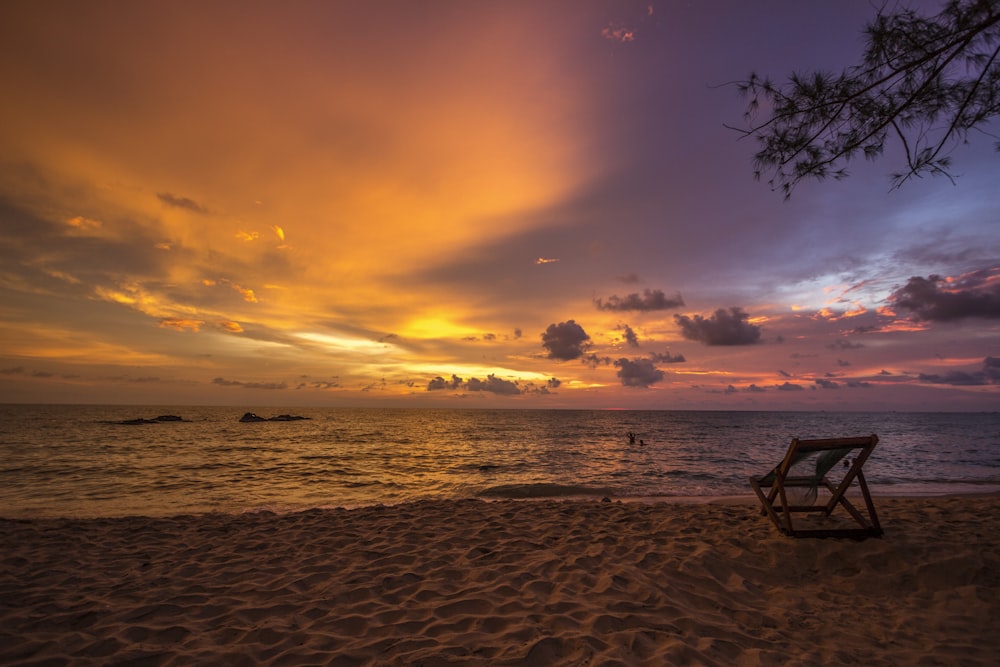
[{"x1": 750, "y1": 434, "x2": 882, "y2": 538}]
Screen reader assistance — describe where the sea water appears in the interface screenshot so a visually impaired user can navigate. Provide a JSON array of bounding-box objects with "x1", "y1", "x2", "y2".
[{"x1": 0, "y1": 405, "x2": 998, "y2": 519}]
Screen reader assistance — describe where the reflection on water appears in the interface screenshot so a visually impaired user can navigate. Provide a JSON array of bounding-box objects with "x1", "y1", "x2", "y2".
[{"x1": 0, "y1": 405, "x2": 997, "y2": 518}]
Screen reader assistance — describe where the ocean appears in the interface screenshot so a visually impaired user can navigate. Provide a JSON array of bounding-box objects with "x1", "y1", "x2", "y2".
[{"x1": 1, "y1": 405, "x2": 998, "y2": 519}]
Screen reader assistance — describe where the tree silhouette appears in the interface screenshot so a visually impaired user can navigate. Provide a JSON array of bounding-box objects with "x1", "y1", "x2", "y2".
[{"x1": 730, "y1": 0, "x2": 1000, "y2": 199}]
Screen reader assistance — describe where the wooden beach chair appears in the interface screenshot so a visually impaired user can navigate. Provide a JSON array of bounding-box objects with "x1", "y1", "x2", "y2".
[{"x1": 750, "y1": 434, "x2": 882, "y2": 539}]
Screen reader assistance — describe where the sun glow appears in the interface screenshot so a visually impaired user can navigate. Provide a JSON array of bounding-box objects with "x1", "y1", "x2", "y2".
[{"x1": 296, "y1": 332, "x2": 399, "y2": 356}]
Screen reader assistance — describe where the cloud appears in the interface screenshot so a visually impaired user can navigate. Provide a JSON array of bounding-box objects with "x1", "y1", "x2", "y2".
[
  {"x1": 219, "y1": 320, "x2": 244, "y2": 333},
  {"x1": 919, "y1": 358, "x2": 1000, "y2": 386},
  {"x1": 775, "y1": 382, "x2": 804, "y2": 391},
  {"x1": 986, "y1": 357, "x2": 1000, "y2": 383},
  {"x1": 601, "y1": 23, "x2": 635, "y2": 42},
  {"x1": 889, "y1": 268, "x2": 1000, "y2": 321},
  {"x1": 650, "y1": 351, "x2": 686, "y2": 364},
  {"x1": 541, "y1": 320, "x2": 591, "y2": 360},
  {"x1": 595, "y1": 289, "x2": 684, "y2": 312},
  {"x1": 427, "y1": 374, "x2": 464, "y2": 391},
  {"x1": 674, "y1": 307, "x2": 761, "y2": 346},
  {"x1": 621, "y1": 324, "x2": 639, "y2": 347},
  {"x1": 815, "y1": 378, "x2": 840, "y2": 389},
  {"x1": 614, "y1": 357, "x2": 664, "y2": 387},
  {"x1": 159, "y1": 318, "x2": 204, "y2": 332},
  {"x1": 296, "y1": 378, "x2": 340, "y2": 390},
  {"x1": 536, "y1": 257, "x2": 559, "y2": 264},
  {"x1": 583, "y1": 354, "x2": 612, "y2": 368},
  {"x1": 157, "y1": 192, "x2": 210, "y2": 214},
  {"x1": 466, "y1": 374, "x2": 521, "y2": 395},
  {"x1": 828, "y1": 339, "x2": 865, "y2": 350},
  {"x1": 426, "y1": 373, "x2": 529, "y2": 395},
  {"x1": 211, "y1": 377, "x2": 288, "y2": 390}
]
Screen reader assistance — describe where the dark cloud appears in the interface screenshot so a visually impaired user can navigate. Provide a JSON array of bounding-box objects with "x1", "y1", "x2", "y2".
[
  {"x1": 745, "y1": 384, "x2": 766, "y2": 393},
  {"x1": 889, "y1": 268, "x2": 1000, "y2": 321},
  {"x1": 674, "y1": 307, "x2": 761, "y2": 346},
  {"x1": 541, "y1": 320, "x2": 591, "y2": 361},
  {"x1": 775, "y1": 382, "x2": 804, "y2": 391},
  {"x1": 466, "y1": 374, "x2": 521, "y2": 395},
  {"x1": 211, "y1": 377, "x2": 288, "y2": 390},
  {"x1": 427, "y1": 374, "x2": 463, "y2": 391},
  {"x1": 621, "y1": 324, "x2": 639, "y2": 347},
  {"x1": 815, "y1": 378, "x2": 840, "y2": 389},
  {"x1": 583, "y1": 354, "x2": 612, "y2": 368},
  {"x1": 595, "y1": 289, "x2": 684, "y2": 312},
  {"x1": 157, "y1": 192, "x2": 210, "y2": 215},
  {"x1": 919, "y1": 358, "x2": 1000, "y2": 386},
  {"x1": 986, "y1": 357, "x2": 1000, "y2": 383},
  {"x1": 918, "y1": 370, "x2": 988, "y2": 386},
  {"x1": 0, "y1": 194, "x2": 172, "y2": 293},
  {"x1": 614, "y1": 357, "x2": 664, "y2": 387},
  {"x1": 650, "y1": 351, "x2": 685, "y2": 363},
  {"x1": 1, "y1": 366, "x2": 26, "y2": 375},
  {"x1": 828, "y1": 339, "x2": 865, "y2": 350},
  {"x1": 426, "y1": 373, "x2": 525, "y2": 395},
  {"x1": 296, "y1": 379, "x2": 340, "y2": 390}
]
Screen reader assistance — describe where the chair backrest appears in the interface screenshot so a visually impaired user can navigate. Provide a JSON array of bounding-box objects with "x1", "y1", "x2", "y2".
[{"x1": 760, "y1": 434, "x2": 879, "y2": 485}]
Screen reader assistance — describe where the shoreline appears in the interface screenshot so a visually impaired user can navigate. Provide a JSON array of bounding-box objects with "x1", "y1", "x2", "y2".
[
  {"x1": 3, "y1": 495, "x2": 998, "y2": 665},
  {"x1": 6, "y1": 482, "x2": 1000, "y2": 522}
]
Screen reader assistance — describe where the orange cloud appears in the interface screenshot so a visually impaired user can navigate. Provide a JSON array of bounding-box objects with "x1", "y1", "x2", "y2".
[
  {"x1": 159, "y1": 318, "x2": 203, "y2": 332},
  {"x1": 235, "y1": 286, "x2": 257, "y2": 303},
  {"x1": 66, "y1": 215, "x2": 102, "y2": 231}
]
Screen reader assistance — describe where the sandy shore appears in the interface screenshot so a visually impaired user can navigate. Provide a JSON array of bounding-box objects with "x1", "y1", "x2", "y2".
[{"x1": 2, "y1": 495, "x2": 998, "y2": 666}]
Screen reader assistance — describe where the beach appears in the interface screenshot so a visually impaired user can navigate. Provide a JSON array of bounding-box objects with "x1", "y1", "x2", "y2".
[{"x1": 2, "y1": 495, "x2": 998, "y2": 666}]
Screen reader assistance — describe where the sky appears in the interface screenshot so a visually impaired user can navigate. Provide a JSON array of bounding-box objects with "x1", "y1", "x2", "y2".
[{"x1": 1, "y1": 0, "x2": 998, "y2": 411}]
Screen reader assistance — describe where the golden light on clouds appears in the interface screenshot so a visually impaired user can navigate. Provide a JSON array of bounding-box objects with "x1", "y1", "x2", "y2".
[
  {"x1": 1, "y1": 2, "x2": 997, "y2": 410},
  {"x1": 159, "y1": 318, "x2": 203, "y2": 332}
]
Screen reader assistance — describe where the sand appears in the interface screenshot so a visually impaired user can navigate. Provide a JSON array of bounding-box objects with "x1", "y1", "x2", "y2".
[{"x1": 1, "y1": 495, "x2": 998, "y2": 666}]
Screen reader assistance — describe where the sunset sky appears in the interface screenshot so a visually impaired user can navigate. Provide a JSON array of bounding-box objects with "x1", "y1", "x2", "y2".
[{"x1": 1, "y1": 0, "x2": 998, "y2": 410}]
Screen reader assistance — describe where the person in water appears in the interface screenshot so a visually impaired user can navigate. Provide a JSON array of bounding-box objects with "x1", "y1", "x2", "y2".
[{"x1": 627, "y1": 432, "x2": 636, "y2": 445}]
